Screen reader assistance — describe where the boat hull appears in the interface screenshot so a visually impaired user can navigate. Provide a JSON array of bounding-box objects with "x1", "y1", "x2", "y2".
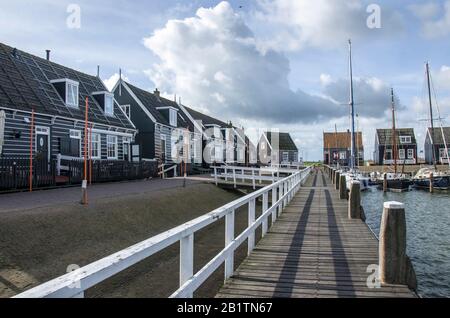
[
  {"x1": 413, "y1": 176, "x2": 450, "y2": 190},
  {"x1": 377, "y1": 179, "x2": 411, "y2": 192}
]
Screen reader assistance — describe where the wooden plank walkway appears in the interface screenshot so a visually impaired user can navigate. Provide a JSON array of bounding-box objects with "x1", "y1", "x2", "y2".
[{"x1": 216, "y1": 169, "x2": 417, "y2": 298}]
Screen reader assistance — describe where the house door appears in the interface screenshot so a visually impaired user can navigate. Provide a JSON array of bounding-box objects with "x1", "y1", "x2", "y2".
[
  {"x1": 123, "y1": 139, "x2": 131, "y2": 162},
  {"x1": 35, "y1": 126, "x2": 50, "y2": 162},
  {"x1": 161, "y1": 136, "x2": 166, "y2": 162}
]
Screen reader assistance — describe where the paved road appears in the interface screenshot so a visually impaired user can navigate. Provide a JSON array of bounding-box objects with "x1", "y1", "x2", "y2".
[{"x1": 0, "y1": 178, "x2": 203, "y2": 213}]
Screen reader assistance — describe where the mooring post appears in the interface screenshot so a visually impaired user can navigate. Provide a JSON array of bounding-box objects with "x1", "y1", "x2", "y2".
[
  {"x1": 339, "y1": 175, "x2": 348, "y2": 200},
  {"x1": 383, "y1": 173, "x2": 388, "y2": 193},
  {"x1": 430, "y1": 173, "x2": 434, "y2": 193},
  {"x1": 348, "y1": 181, "x2": 361, "y2": 219},
  {"x1": 379, "y1": 201, "x2": 417, "y2": 291},
  {"x1": 332, "y1": 169, "x2": 336, "y2": 184},
  {"x1": 335, "y1": 171, "x2": 340, "y2": 191}
]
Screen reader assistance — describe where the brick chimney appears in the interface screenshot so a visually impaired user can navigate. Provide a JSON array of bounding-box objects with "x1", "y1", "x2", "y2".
[
  {"x1": 46, "y1": 50, "x2": 51, "y2": 61},
  {"x1": 154, "y1": 88, "x2": 160, "y2": 98}
]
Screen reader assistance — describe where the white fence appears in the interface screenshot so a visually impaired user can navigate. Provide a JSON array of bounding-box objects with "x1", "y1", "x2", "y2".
[
  {"x1": 212, "y1": 165, "x2": 301, "y2": 189},
  {"x1": 14, "y1": 167, "x2": 312, "y2": 299}
]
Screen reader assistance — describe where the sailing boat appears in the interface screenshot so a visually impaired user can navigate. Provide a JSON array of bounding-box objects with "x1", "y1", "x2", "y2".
[
  {"x1": 413, "y1": 62, "x2": 450, "y2": 190},
  {"x1": 378, "y1": 88, "x2": 412, "y2": 192},
  {"x1": 341, "y1": 40, "x2": 370, "y2": 191}
]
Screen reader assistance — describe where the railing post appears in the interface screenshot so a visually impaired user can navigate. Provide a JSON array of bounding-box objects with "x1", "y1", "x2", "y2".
[
  {"x1": 233, "y1": 168, "x2": 236, "y2": 189},
  {"x1": 272, "y1": 187, "x2": 277, "y2": 225},
  {"x1": 262, "y1": 192, "x2": 268, "y2": 237},
  {"x1": 252, "y1": 169, "x2": 256, "y2": 190},
  {"x1": 278, "y1": 183, "x2": 283, "y2": 216},
  {"x1": 348, "y1": 181, "x2": 361, "y2": 219},
  {"x1": 225, "y1": 210, "x2": 235, "y2": 280},
  {"x1": 259, "y1": 169, "x2": 262, "y2": 184},
  {"x1": 214, "y1": 167, "x2": 218, "y2": 186},
  {"x1": 379, "y1": 202, "x2": 417, "y2": 291},
  {"x1": 248, "y1": 199, "x2": 256, "y2": 255},
  {"x1": 224, "y1": 167, "x2": 228, "y2": 182},
  {"x1": 339, "y1": 175, "x2": 348, "y2": 200},
  {"x1": 335, "y1": 171, "x2": 340, "y2": 191},
  {"x1": 180, "y1": 234, "x2": 194, "y2": 298},
  {"x1": 284, "y1": 181, "x2": 288, "y2": 207},
  {"x1": 241, "y1": 169, "x2": 244, "y2": 183}
]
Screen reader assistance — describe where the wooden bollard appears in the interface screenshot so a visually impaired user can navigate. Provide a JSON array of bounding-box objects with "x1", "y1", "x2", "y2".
[
  {"x1": 331, "y1": 169, "x2": 335, "y2": 183},
  {"x1": 379, "y1": 202, "x2": 417, "y2": 291},
  {"x1": 335, "y1": 171, "x2": 340, "y2": 190},
  {"x1": 348, "y1": 181, "x2": 361, "y2": 219},
  {"x1": 383, "y1": 173, "x2": 388, "y2": 193},
  {"x1": 339, "y1": 175, "x2": 347, "y2": 200},
  {"x1": 430, "y1": 173, "x2": 434, "y2": 193}
]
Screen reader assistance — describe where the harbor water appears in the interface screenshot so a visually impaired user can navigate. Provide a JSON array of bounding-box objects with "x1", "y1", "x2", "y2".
[{"x1": 362, "y1": 189, "x2": 450, "y2": 298}]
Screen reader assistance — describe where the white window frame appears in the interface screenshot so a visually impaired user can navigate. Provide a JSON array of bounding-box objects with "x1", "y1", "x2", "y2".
[
  {"x1": 439, "y1": 148, "x2": 449, "y2": 160},
  {"x1": 120, "y1": 104, "x2": 131, "y2": 120},
  {"x1": 407, "y1": 149, "x2": 414, "y2": 159},
  {"x1": 107, "y1": 135, "x2": 118, "y2": 160},
  {"x1": 69, "y1": 129, "x2": 82, "y2": 158},
  {"x1": 400, "y1": 136, "x2": 411, "y2": 144},
  {"x1": 104, "y1": 93, "x2": 114, "y2": 117},
  {"x1": 90, "y1": 133, "x2": 101, "y2": 159},
  {"x1": 399, "y1": 149, "x2": 405, "y2": 160},
  {"x1": 339, "y1": 151, "x2": 346, "y2": 160},
  {"x1": 66, "y1": 81, "x2": 79, "y2": 108},
  {"x1": 169, "y1": 109, "x2": 177, "y2": 127},
  {"x1": 282, "y1": 152, "x2": 289, "y2": 163}
]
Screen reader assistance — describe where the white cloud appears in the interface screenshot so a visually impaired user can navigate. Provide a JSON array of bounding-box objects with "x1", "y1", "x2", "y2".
[
  {"x1": 103, "y1": 73, "x2": 129, "y2": 91},
  {"x1": 140, "y1": 1, "x2": 411, "y2": 160},
  {"x1": 143, "y1": 1, "x2": 345, "y2": 125},
  {"x1": 434, "y1": 65, "x2": 450, "y2": 90},
  {"x1": 252, "y1": 0, "x2": 404, "y2": 51},
  {"x1": 410, "y1": 0, "x2": 450, "y2": 38}
]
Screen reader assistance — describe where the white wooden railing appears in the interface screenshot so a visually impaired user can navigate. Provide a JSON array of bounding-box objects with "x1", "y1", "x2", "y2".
[
  {"x1": 212, "y1": 165, "x2": 301, "y2": 189},
  {"x1": 14, "y1": 167, "x2": 311, "y2": 298},
  {"x1": 158, "y1": 164, "x2": 178, "y2": 179}
]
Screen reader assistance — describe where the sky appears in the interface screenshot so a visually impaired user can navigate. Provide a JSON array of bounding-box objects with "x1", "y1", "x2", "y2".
[{"x1": 1, "y1": 0, "x2": 450, "y2": 161}]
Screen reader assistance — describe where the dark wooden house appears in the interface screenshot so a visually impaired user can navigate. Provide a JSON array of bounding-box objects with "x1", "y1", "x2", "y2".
[
  {"x1": 112, "y1": 81, "x2": 202, "y2": 166},
  {"x1": 323, "y1": 131, "x2": 364, "y2": 166},
  {"x1": 0, "y1": 42, "x2": 137, "y2": 163},
  {"x1": 374, "y1": 128, "x2": 417, "y2": 165},
  {"x1": 425, "y1": 127, "x2": 450, "y2": 165},
  {"x1": 258, "y1": 132, "x2": 299, "y2": 165}
]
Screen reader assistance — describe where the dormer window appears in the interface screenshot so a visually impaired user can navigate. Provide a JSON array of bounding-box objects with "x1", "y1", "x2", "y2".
[
  {"x1": 400, "y1": 136, "x2": 411, "y2": 144},
  {"x1": 92, "y1": 92, "x2": 115, "y2": 117},
  {"x1": 169, "y1": 108, "x2": 177, "y2": 127},
  {"x1": 50, "y1": 79, "x2": 79, "y2": 108},
  {"x1": 105, "y1": 94, "x2": 114, "y2": 116},
  {"x1": 156, "y1": 106, "x2": 178, "y2": 127}
]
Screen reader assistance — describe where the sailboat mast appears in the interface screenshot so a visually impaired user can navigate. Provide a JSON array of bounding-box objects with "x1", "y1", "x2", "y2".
[
  {"x1": 426, "y1": 62, "x2": 437, "y2": 169},
  {"x1": 391, "y1": 88, "x2": 398, "y2": 174},
  {"x1": 348, "y1": 40, "x2": 356, "y2": 169}
]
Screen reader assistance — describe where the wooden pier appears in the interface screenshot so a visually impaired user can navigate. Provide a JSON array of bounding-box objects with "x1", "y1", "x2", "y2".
[{"x1": 216, "y1": 169, "x2": 417, "y2": 298}]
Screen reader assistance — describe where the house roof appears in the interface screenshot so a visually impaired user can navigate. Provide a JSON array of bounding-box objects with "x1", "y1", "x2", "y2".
[
  {"x1": 427, "y1": 127, "x2": 450, "y2": 145},
  {"x1": 123, "y1": 81, "x2": 193, "y2": 130},
  {"x1": 376, "y1": 128, "x2": 416, "y2": 145},
  {"x1": 0, "y1": 42, "x2": 134, "y2": 130},
  {"x1": 182, "y1": 106, "x2": 228, "y2": 128},
  {"x1": 323, "y1": 131, "x2": 363, "y2": 149},
  {"x1": 265, "y1": 132, "x2": 298, "y2": 151}
]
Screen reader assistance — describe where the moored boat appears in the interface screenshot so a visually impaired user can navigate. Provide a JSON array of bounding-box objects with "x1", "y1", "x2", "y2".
[{"x1": 413, "y1": 168, "x2": 450, "y2": 190}]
